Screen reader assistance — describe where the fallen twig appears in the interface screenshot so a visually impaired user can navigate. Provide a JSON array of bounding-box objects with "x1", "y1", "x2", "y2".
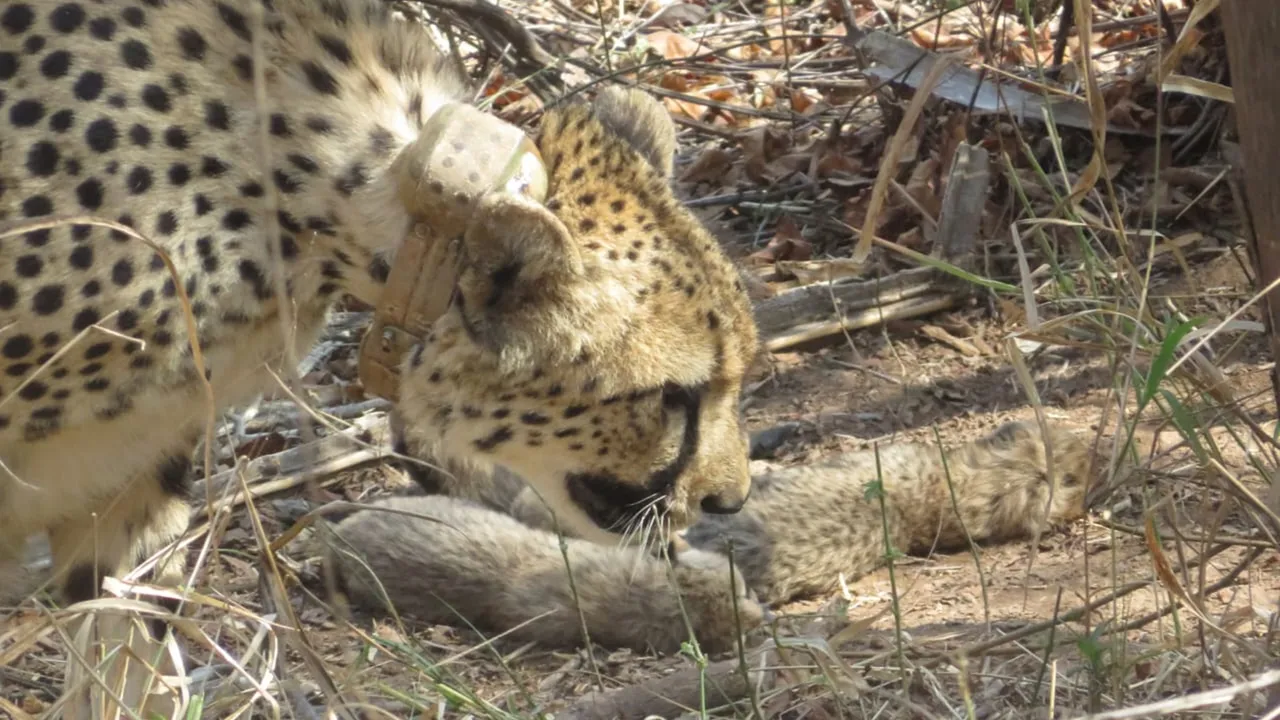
[
  {"x1": 557, "y1": 645, "x2": 771, "y2": 720},
  {"x1": 410, "y1": 0, "x2": 566, "y2": 101},
  {"x1": 190, "y1": 413, "x2": 391, "y2": 520}
]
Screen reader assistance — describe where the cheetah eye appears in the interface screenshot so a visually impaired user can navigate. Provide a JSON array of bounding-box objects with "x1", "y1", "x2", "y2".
[{"x1": 1062, "y1": 473, "x2": 1080, "y2": 487}]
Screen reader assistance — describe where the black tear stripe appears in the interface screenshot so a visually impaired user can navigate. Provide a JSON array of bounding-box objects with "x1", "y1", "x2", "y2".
[
  {"x1": 565, "y1": 382, "x2": 706, "y2": 533},
  {"x1": 648, "y1": 381, "x2": 705, "y2": 497}
]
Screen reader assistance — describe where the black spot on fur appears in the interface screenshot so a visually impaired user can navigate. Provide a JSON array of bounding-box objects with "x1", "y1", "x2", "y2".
[
  {"x1": 10, "y1": 99, "x2": 46, "y2": 127},
  {"x1": 287, "y1": 153, "x2": 319, "y2": 174},
  {"x1": 120, "y1": 39, "x2": 151, "y2": 70},
  {"x1": 304, "y1": 114, "x2": 332, "y2": 134},
  {"x1": 31, "y1": 285, "x2": 64, "y2": 315},
  {"x1": 334, "y1": 163, "x2": 368, "y2": 196},
  {"x1": 269, "y1": 113, "x2": 290, "y2": 136},
  {"x1": 204, "y1": 100, "x2": 230, "y2": 130},
  {"x1": 84, "y1": 117, "x2": 118, "y2": 152},
  {"x1": 88, "y1": 15, "x2": 115, "y2": 40},
  {"x1": 40, "y1": 50, "x2": 71, "y2": 79},
  {"x1": 176, "y1": 27, "x2": 206, "y2": 60},
  {"x1": 473, "y1": 425, "x2": 513, "y2": 452},
  {"x1": 316, "y1": 34, "x2": 352, "y2": 65},
  {"x1": 1, "y1": 4, "x2": 35, "y2": 34},
  {"x1": 71, "y1": 307, "x2": 99, "y2": 331},
  {"x1": 141, "y1": 83, "x2": 171, "y2": 112},
  {"x1": 120, "y1": 6, "x2": 144, "y2": 27},
  {"x1": 238, "y1": 259, "x2": 271, "y2": 300},
  {"x1": 301, "y1": 60, "x2": 338, "y2": 95},
  {"x1": 50, "y1": 3, "x2": 85, "y2": 33},
  {"x1": 232, "y1": 54, "x2": 252, "y2": 81},
  {"x1": 369, "y1": 126, "x2": 394, "y2": 157},
  {"x1": 25, "y1": 141, "x2": 59, "y2": 176},
  {"x1": 214, "y1": 1, "x2": 251, "y2": 41},
  {"x1": 2, "y1": 334, "x2": 32, "y2": 359},
  {"x1": 201, "y1": 155, "x2": 228, "y2": 177}
]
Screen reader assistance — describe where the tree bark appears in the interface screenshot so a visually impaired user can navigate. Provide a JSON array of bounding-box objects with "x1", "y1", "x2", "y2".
[
  {"x1": 1220, "y1": 2, "x2": 1280, "y2": 413},
  {"x1": 1219, "y1": 4, "x2": 1280, "y2": 715}
]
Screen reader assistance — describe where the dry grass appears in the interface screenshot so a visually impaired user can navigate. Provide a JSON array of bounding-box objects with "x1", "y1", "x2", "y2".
[{"x1": 4, "y1": 0, "x2": 1280, "y2": 718}]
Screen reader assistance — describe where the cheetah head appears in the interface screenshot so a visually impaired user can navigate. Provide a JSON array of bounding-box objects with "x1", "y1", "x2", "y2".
[{"x1": 393, "y1": 87, "x2": 759, "y2": 545}]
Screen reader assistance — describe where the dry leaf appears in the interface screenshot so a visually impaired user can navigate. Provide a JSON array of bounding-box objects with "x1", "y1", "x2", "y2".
[
  {"x1": 644, "y1": 2, "x2": 710, "y2": 28},
  {"x1": 645, "y1": 29, "x2": 707, "y2": 60},
  {"x1": 904, "y1": 156, "x2": 940, "y2": 216},
  {"x1": 814, "y1": 145, "x2": 861, "y2": 178},
  {"x1": 659, "y1": 71, "x2": 694, "y2": 92},
  {"x1": 680, "y1": 147, "x2": 735, "y2": 183},
  {"x1": 741, "y1": 125, "x2": 792, "y2": 183},
  {"x1": 479, "y1": 70, "x2": 529, "y2": 109},
  {"x1": 788, "y1": 87, "x2": 816, "y2": 113},
  {"x1": 747, "y1": 216, "x2": 812, "y2": 266},
  {"x1": 662, "y1": 94, "x2": 708, "y2": 121}
]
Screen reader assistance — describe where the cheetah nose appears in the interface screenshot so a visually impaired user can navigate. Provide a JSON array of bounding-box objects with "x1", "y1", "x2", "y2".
[{"x1": 700, "y1": 488, "x2": 748, "y2": 514}]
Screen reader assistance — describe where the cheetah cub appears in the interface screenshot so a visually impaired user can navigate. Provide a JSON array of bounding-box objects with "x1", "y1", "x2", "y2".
[
  {"x1": 508, "y1": 420, "x2": 1097, "y2": 606},
  {"x1": 678, "y1": 420, "x2": 1096, "y2": 605},
  {"x1": 323, "y1": 495, "x2": 767, "y2": 654}
]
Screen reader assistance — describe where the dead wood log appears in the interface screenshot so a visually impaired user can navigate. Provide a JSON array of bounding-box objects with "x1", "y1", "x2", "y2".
[{"x1": 755, "y1": 141, "x2": 989, "y2": 352}]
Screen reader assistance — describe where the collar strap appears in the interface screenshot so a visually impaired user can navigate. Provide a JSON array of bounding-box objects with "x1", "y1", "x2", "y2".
[{"x1": 358, "y1": 102, "x2": 547, "y2": 402}]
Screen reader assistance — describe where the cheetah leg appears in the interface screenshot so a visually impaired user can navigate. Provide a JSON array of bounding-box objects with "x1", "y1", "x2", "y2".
[{"x1": 51, "y1": 453, "x2": 195, "y2": 720}]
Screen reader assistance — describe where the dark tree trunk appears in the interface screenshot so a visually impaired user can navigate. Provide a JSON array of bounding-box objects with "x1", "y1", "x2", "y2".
[
  {"x1": 1220, "y1": 4, "x2": 1280, "y2": 712},
  {"x1": 1221, "y1": 2, "x2": 1280, "y2": 413}
]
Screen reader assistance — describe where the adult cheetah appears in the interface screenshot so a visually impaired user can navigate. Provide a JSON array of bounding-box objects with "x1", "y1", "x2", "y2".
[{"x1": 0, "y1": 0, "x2": 758, "y2": 624}]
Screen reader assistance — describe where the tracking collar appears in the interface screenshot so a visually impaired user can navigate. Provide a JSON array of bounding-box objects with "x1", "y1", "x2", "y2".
[{"x1": 358, "y1": 102, "x2": 548, "y2": 401}]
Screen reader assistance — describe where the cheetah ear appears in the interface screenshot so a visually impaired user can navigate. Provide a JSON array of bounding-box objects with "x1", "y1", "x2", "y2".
[
  {"x1": 461, "y1": 191, "x2": 584, "y2": 284},
  {"x1": 455, "y1": 192, "x2": 590, "y2": 358},
  {"x1": 590, "y1": 86, "x2": 678, "y2": 178}
]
